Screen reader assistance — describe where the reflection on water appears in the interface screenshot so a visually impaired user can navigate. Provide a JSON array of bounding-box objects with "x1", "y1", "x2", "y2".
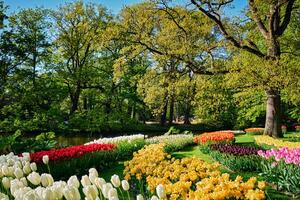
[{"x1": 56, "y1": 135, "x2": 98, "y2": 146}]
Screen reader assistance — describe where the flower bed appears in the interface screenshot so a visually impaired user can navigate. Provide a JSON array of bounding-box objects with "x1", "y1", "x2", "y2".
[
  {"x1": 124, "y1": 143, "x2": 266, "y2": 199},
  {"x1": 194, "y1": 131, "x2": 235, "y2": 144},
  {"x1": 85, "y1": 134, "x2": 146, "y2": 145},
  {"x1": 209, "y1": 143, "x2": 260, "y2": 156},
  {"x1": 146, "y1": 134, "x2": 193, "y2": 152},
  {"x1": 244, "y1": 128, "x2": 264, "y2": 135},
  {"x1": 258, "y1": 148, "x2": 300, "y2": 195},
  {"x1": 255, "y1": 135, "x2": 300, "y2": 149},
  {"x1": 206, "y1": 144, "x2": 262, "y2": 171},
  {"x1": 30, "y1": 143, "x2": 116, "y2": 163}
]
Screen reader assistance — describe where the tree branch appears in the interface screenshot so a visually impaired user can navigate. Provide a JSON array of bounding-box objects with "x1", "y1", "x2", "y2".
[
  {"x1": 277, "y1": 0, "x2": 296, "y2": 36},
  {"x1": 249, "y1": 0, "x2": 269, "y2": 39}
]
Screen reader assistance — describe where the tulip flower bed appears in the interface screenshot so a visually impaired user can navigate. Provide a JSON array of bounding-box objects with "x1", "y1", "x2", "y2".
[
  {"x1": 30, "y1": 143, "x2": 116, "y2": 164},
  {"x1": 258, "y1": 148, "x2": 300, "y2": 195},
  {"x1": 194, "y1": 131, "x2": 235, "y2": 144},
  {"x1": 85, "y1": 134, "x2": 146, "y2": 145},
  {"x1": 207, "y1": 144, "x2": 262, "y2": 171},
  {"x1": 31, "y1": 139, "x2": 146, "y2": 180},
  {"x1": 146, "y1": 134, "x2": 194, "y2": 152},
  {"x1": 255, "y1": 135, "x2": 300, "y2": 149},
  {"x1": 244, "y1": 128, "x2": 264, "y2": 135},
  {"x1": 124, "y1": 143, "x2": 266, "y2": 200}
]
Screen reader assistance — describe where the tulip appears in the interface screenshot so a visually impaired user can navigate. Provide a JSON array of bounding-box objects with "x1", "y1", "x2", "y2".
[
  {"x1": 150, "y1": 196, "x2": 159, "y2": 200},
  {"x1": 23, "y1": 189, "x2": 38, "y2": 200},
  {"x1": 14, "y1": 167, "x2": 24, "y2": 179},
  {"x1": 63, "y1": 186, "x2": 81, "y2": 200},
  {"x1": 27, "y1": 172, "x2": 41, "y2": 185},
  {"x1": 88, "y1": 168, "x2": 98, "y2": 184},
  {"x1": 22, "y1": 153, "x2": 30, "y2": 162},
  {"x1": 0, "y1": 192, "x2": 9, "y2": 200},
  {"x1": 42, "y1": 155, "x2": 49, "y2": 165},
  {"x1": 41, "y1": 173, "x2": 54, "y2": 187},
  {"x1": 42, "y1": 188, "x2": 54, "y2": 200},
  {"x1": 83, "y1": 185, "x2": 99, "y2": 200},
  {"x1": 20, "y1": 177, "x2": 28, "y2": 186},
  {"x1": 30, "y1": 162, "x2": 37, "y2": 172},
  {"x1": 136, "y1": 194, "x2": 144, "y2": 200},
  {"x1": 121, "y1": 180, "x2": 130, "y2": 191},
  {"x1": 94, "y1": 177, "x2": 106, "y2": 190},
  {"x1": 23, "y1": 163, "x2": 32, "y2": 175},
  {"x1": 2, "y1": 165, "x2": 9, "y2": 176},
  {"x1": 68, "y1": 175, "x2": 80, "y2": 188},
  {"x1": 108, "y1": 188, "x2": 118, "y2": 199},
  {"x1": 111, "y1": 174, "x2": 120, "y2": 187},
  {"x1": 156, "y1": 184, "x2": 165, "y2": 198},
  {"x1": 81, "y1": 175, "x2": 91, "y2": 187},
  {"x1": 2, "y1": 177, "x2": 11, "y2": 189},
  {"x1": 102, "y1": 183, "x2": 113, "y2": 198}
]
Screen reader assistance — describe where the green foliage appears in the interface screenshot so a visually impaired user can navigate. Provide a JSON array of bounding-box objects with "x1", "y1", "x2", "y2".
[
  {"x1": 209, "y1": 151, "x2": 262, "y2": 172},
  {"x1": 260, "y1": 160, "x2": 300, "y2": 195},
  {"x1": 0, "y1": 130, "x2": 22, "y2": 154}
]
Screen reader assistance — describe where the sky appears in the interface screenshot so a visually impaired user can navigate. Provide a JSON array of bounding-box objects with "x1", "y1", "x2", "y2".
[{"x1": 4, "y1": 0, "x2": 248, "y2": 16}]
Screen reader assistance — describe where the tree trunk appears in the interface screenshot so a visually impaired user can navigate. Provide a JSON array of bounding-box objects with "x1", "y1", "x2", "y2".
[
  {"x1": 160, "y1": 100, "x2": 168, "y2": 126},
  {"x1": 264, "y1": 89, "x2": 282, "y2": 137},
  {"x1": 70, "y1": 84, "x2": 81, "y2": 115},
  {"x1": 169, "y1": 96, "x2": 174, "y2": 125},
  {"x1": 184, "y1": 101, "x2": 191, "y2": 125},
  {"x1": 264, "y1": 39, "x2": 282, "y2": 137}
]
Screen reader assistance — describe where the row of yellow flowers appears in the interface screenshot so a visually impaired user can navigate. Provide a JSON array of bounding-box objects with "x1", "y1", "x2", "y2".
[
  {"x1": 254, "y1": 135, "x2": 300, "y2": 149},
  {"x1": 124, "y1": 144, "x2": 266, "y2": 200}
]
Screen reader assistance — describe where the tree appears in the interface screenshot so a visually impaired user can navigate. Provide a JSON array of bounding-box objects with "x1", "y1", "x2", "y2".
[
  {"x1": 53, "y1": 1, "x2": 111, "y2": 114},
  {"x1": 188, "y1": 0, "x2": 299, "y2": 137}
]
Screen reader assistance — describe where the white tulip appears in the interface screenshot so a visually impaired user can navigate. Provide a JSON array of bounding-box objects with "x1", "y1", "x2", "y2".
[
  {"x1": 94, "y1": 177, "x2": 106, "y2": 190},
  {"x1": 34, "y1": 186, "x2": 44, "y2": 199},
  {"x1": 83, "y1": 185, "x2": 98, "y2": 200},
  {"x1": 41, "y1": 173, "x2": 54, "y2": 187},
  {"x1": 0, "y1": 192, "x2": 9, "y2": 200},
  {"x1": 42, "y1": 155, "x2": 49, "y2": 165},
  {"x1": 2, "y1": 177, "x2": 10, "y2": 189},
  {"x1": 7, "y1": 159, "x2": 14, "y2": 166},
  {"x1": 14, "y1": 167, "x2": 24, "y2": 179},
  {"x1": 88, "y1": 168, "x2": 98, "y2": 184},
  {"x1": 121, "y1": 180, "x2": 130, "y2": 191},
  {"x1": 42, "y1": 188, "x2": 54, "y2": 200},
  {"x1": 1, "y1": 165, "x2": 9, "y2": 176},
  {"x1": 68, "y1": 175, "x2": 80, "y2": 188},
  {"x1": 63, "y1": 186, "x2": 81, "y2": 200},
  {"x1": 111, "y1": 174, "x2": 120, "y2": 187},
  {"x1": 136, "y1": 194, "x2": 144, "y2": 200},
  {"x1": 108, "y1": 188, "x2": 118, "y2": 200},
  {"x1": 81, "y1": 175, "x2": 91, "y2": 187},
  {"x1": 27, "y1": 172, "x2": 41, "y2": 185},
  {"x1": 150, "y1": 195, "x2": 159, "y2": 200},
  {"x1": 20, "y1": 177, "x2": 28, "y2": 186},
  {"x1": 10, "y1": 179, "x2": 24, "y2": 195},
  {"x1": 102, "y1": 183, "x2": 113, "y2": 198},
  {"x1": 23, "y1": 162, "x2": 32, "y2": 175},
  {"x1": 23, "y1": 189, "x2": 37, "y2": 200},
  {"x1": 22, "y1": 153, "x2": 30, "y2": 162},
  {"x1": 30, "y1": 162, "x2": 37, "y2": 172},
  {"x1": 156, "y1": 184, "x2": 165, "y2": 198}
]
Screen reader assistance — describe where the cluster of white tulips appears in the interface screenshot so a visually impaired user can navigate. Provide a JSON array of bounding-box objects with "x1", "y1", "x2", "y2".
[
  {"x1": 146, "y1": 134, "x2": 193, "y2": 144},
  {"x1": 0, "y1": 152, "x2": 166, "y2": 200},
  {"x1": 86, "y1": 134, "x2": 147, "y2": 145}
]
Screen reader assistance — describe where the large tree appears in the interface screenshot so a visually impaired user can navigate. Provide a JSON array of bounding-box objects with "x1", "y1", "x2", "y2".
[
  {"x1": 53, "y1": 1, "x2": 111, "y2": 115},
  {"x1": 188, "y1": 0, "x2": 299, "y2": 137}
]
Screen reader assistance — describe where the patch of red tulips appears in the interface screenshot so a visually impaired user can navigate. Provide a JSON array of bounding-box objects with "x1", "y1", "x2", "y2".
[{"x1": 30, "y1": 143, "x2": 116, "y2": 163}]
